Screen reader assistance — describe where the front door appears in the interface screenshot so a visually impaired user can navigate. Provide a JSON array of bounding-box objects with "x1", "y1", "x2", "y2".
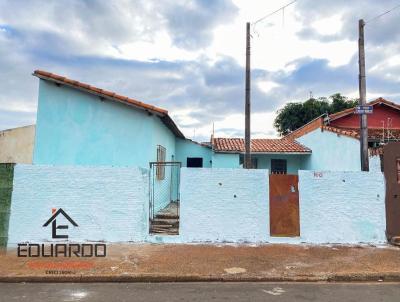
[
  {"x1": 384, "y1": 142, "x2": 400, "y2": 242},
  {"x1": 269, "y1": 174, "x2": 300, "y2": 237}
]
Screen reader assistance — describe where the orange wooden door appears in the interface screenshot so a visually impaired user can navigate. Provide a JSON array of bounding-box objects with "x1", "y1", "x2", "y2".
[{"x1": 269, "y1": 174, "x2": 300, "y2": 237}]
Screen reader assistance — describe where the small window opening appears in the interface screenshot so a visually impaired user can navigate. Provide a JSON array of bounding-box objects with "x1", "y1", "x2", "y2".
[
  {"x1": 271, "y1": 159, "x2": 287, "y2": 174},
  {"x1": 156, "y1": 145, "x2": 166, "y2": 180}
]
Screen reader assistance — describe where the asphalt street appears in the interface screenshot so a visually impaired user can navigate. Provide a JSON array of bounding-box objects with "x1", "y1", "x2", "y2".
[{"x1": 1, "y1": 282, "x2": 400, "y2": 302}]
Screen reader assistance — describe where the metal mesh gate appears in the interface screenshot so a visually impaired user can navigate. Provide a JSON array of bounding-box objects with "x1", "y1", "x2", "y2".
[{"x1": 149, "y1": 162, "x2": 181, "y2": 233}]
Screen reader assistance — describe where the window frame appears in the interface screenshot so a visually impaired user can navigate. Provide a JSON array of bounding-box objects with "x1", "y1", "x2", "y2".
[{"x1": 156, "y1": 145, "x2": 166, "y2": 180}]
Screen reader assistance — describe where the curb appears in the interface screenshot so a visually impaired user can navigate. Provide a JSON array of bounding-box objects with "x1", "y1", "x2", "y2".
[{"x1": 0, "y1": 273, "x2": 399, "y2": 283}]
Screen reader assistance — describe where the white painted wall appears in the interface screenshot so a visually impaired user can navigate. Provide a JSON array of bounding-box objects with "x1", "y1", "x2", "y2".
[
  {"x1": 0, "y1": 125, "x2": 35, "y2": 164},
  {"x1": 179, "y1": 168, "x2": 269, "y2": 242},
  {"x1": 7, "y1": 165, "x2": 149, "y2": 247},
  {"x1": 369, "y1": 155, "x2": 382, "y2": 172},
  {"x1": 6, "y1": 165, "x2": 387, "y2": 246},
  {"x1": 299, "y1": 170, "x2": 386, "y2": 243}
]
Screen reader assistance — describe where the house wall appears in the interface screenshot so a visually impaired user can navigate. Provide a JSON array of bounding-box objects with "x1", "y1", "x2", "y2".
[
  {"x1": 179, "y1": 168, "x2": 269, "y2": 242},
  {"x1": 211, "y1": 153, "x2": 240, "y2": 168},
  {"x1": 299, "y1": 170, "x2": 386, "y2": 243},
  {"x1": 330, "y1": 105, "x2": 400, "y2": 129},
  {"x1": 0, "y1": 125, "x2": 35, "y2": 164},
  {"x1": 297, "y1": 128, "x2": 360, "y2": 171},
  {"x1": 7, "y1": 165, "x2": 148, "y2": 246},
  {"x1": 175, "y1": 138, "x2": 212, "y2": 167},
  {"x1": 33, "y1": 80, "x2": 176, "y2": 168},
  {"x1": 253, "y1": 154, "x2": 309, "y2": 174}
]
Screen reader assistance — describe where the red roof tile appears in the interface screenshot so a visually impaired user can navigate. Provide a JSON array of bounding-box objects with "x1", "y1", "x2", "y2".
[
  {"x1": 322, "y1": 126, "x2": 400, "y2": 141},
  {"x1": 33, "y1": 70, "x2": 185, "y2": 138},
  {"x1": 329, "y1": 97, "x2": 400, "y2": 121},
  {"x1": 212, "y1": 138, "x2": 311, "y2": 153},
  {"x1": 34, "y1": 70, "x2": 168, "y2": 115}
]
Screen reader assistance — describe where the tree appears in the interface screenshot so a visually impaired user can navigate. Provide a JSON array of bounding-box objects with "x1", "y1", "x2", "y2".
[{"x1": 274, "y1": 93, "x2": 358, "y2": 136}]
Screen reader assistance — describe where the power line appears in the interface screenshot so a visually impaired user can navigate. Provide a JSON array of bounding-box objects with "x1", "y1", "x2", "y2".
[
  {"x1": 251, "y1": 0, "x2": 297, "y2": 27},
  {"x1": 365, "y1": 3, "x2": 400, "y2": 24}
]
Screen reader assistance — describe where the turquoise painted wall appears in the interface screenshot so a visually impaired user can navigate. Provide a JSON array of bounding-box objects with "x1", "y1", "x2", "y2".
[
  {"x1": 175, "y1": 139, "x2": 212, "y2": 167},
  {"x1": 33, "y1": 80, "x2": 176, "y2": 168},
  {"x1": 211, "y1": 153, "x2": 240, "y2": 168},
  {"x1": 297, "y1": 128, "x2": 361, "y2": 171},
  {"x1": 253, "y1": 154, "x2": 309, "y2": 174}
]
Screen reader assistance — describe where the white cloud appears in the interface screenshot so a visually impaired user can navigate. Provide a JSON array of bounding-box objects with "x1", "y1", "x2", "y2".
[{"x1": 0, "y1": 0, "x2": 399, "y2": 139}]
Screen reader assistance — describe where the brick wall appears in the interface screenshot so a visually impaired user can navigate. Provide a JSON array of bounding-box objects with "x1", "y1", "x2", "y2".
[
  {"x1": 7, "y1": 165, "x2": 149, "y2": 247},
  {"x1": 179, "y1": 168, "x2": 269, "y2": 242},
  {"x1": 299, "y1": 170, "x2": 386, "y2": 243}
]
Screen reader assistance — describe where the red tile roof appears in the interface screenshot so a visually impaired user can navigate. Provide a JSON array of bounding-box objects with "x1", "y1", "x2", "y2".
[
  {"x1": 212, "y1": 138, "x2": 311, "y2": 153},
  {"x1": 322, "y1": 126, "x2": 400, "y2": 141},
  {"x1": 328, "y1": 97, "x2": 400, "y2": 121},
  {"x1": 33, "y1": 70, "x2": 185, "y2": 138},
  {"x1": 286, "y1": 98, "x2": 400, "y2": 141}
]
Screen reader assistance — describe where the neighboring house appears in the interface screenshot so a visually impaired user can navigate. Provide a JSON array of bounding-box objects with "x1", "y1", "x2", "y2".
[
  {"x1": 32, "y1": 70, "x2": 209, "y2": 168},
  {"x1": 285, "y1": 98, "x2": 400, "y2": 171},
  {"x1": 0, "y1": 125, "x2": 35, "y2": 164},
  {"x1": 210, "y1": 138, "x2": 311, "y2": 173}
]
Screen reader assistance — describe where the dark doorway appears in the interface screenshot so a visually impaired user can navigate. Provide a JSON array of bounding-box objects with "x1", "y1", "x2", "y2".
[{"x1": 187, "y1": 157, "x2": 203, "y2": 168}]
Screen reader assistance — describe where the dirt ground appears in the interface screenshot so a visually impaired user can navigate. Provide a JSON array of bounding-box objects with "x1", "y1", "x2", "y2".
[{"x1": 1, "y1": 244, "x2": 400, "y2": 281}]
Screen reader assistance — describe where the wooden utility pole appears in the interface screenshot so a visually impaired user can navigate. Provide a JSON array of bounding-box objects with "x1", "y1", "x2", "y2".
[
  {"x1": 244, "y1": 22, "x2": 251, "y2": 169},
  {"x1": 358, "y1": 19, "x2": 369, "y2": 171}
]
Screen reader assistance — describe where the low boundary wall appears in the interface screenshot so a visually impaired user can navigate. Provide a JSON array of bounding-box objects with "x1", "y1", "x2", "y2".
[
  {"x1": 1, "y1": 165, "x2": 387, "y2": 246},
  {"x1": 299, "y1": 170, "x2": 386, "y2": 243}
]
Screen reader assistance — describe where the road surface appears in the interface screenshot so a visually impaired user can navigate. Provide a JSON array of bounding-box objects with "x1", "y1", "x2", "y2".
[{"x1": 0, "y1": 282, "x2": 399, "y2": 301}]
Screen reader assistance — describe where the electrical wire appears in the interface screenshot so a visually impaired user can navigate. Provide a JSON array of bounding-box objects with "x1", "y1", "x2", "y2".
[
  {"x1": 251, "y1": 0, "x2": 298, "y2": 26},
  {"x1": 365, "y1": 3, "x2": 400, "y2": 24}
]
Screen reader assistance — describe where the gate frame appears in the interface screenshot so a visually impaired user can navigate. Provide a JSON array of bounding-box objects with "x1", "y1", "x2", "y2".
[{"x1": 148, "y1": 161, "x2": 181, "y2": 228}]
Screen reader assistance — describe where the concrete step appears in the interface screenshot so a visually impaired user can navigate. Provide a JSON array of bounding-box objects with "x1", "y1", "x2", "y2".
[
  {"x1": 155, "y1": 214, "x2": 179, "y2": 219},
  {"x1": 152, "y1": 218, "x2": 179, "y2": 226},
  {"x1": 150, "y1": 228, "x2": 179, "y2": 235}
]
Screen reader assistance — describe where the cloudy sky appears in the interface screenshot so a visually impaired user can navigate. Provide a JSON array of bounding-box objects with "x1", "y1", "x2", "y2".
[{"x1": 0, "y1": 0, "x2": 399, "y2": 141}]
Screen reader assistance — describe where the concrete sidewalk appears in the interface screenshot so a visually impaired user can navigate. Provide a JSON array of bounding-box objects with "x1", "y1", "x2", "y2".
[{"x1": 1, "y1": 244, "x2": 400, "y2": 282}]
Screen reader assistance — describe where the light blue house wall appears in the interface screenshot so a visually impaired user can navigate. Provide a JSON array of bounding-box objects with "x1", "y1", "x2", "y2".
[
  {"x1": 251, "y1": 154, "x2": 309, "y2": 174},
  {"x1": 33, "y1": 80, "x2": 176, "y2": 168},
  {"x1": 175, "y1": 138, "x2": 212, "y2": 167},
  {"x1": 211, "y1": 153, "x2": 240, "y2": 168},
  {"x1": 296, "y1": 128, "x2": 361, "y2": 171}
]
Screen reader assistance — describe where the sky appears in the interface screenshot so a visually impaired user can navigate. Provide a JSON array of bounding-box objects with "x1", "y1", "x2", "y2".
[{"x1": 0, "y1": 0, "x2": 399, "y2": 142}]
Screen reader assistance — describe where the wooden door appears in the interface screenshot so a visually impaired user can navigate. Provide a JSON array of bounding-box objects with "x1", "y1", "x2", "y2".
[
  {"x1": 269, "y1": 174, "x2": 300, "y2": 237},
  {"x1": 384, "y1": 142, "x2": 400, "y2": 242}
]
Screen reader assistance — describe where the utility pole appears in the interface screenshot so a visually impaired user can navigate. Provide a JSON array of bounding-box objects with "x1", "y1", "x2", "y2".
[
  {"x1": 244, "y1": 22, "x2": 251, "y2": 169},
  {"x1": 358, "y1": 19, "x2": 369, "y2": 171}
]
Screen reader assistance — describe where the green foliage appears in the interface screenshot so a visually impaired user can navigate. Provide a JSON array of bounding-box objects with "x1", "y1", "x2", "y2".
[{"x1": 274, "y1": 93, "x2": 358, "y2": 136}]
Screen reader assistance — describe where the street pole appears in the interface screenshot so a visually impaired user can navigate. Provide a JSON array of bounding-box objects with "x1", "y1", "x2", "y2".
[
  {"x1": 358, "y1": 19, "x2": 369, "y2": 171},
  {"x1": 244, "y1": 22, "x2": 251, "y2": 169}
]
